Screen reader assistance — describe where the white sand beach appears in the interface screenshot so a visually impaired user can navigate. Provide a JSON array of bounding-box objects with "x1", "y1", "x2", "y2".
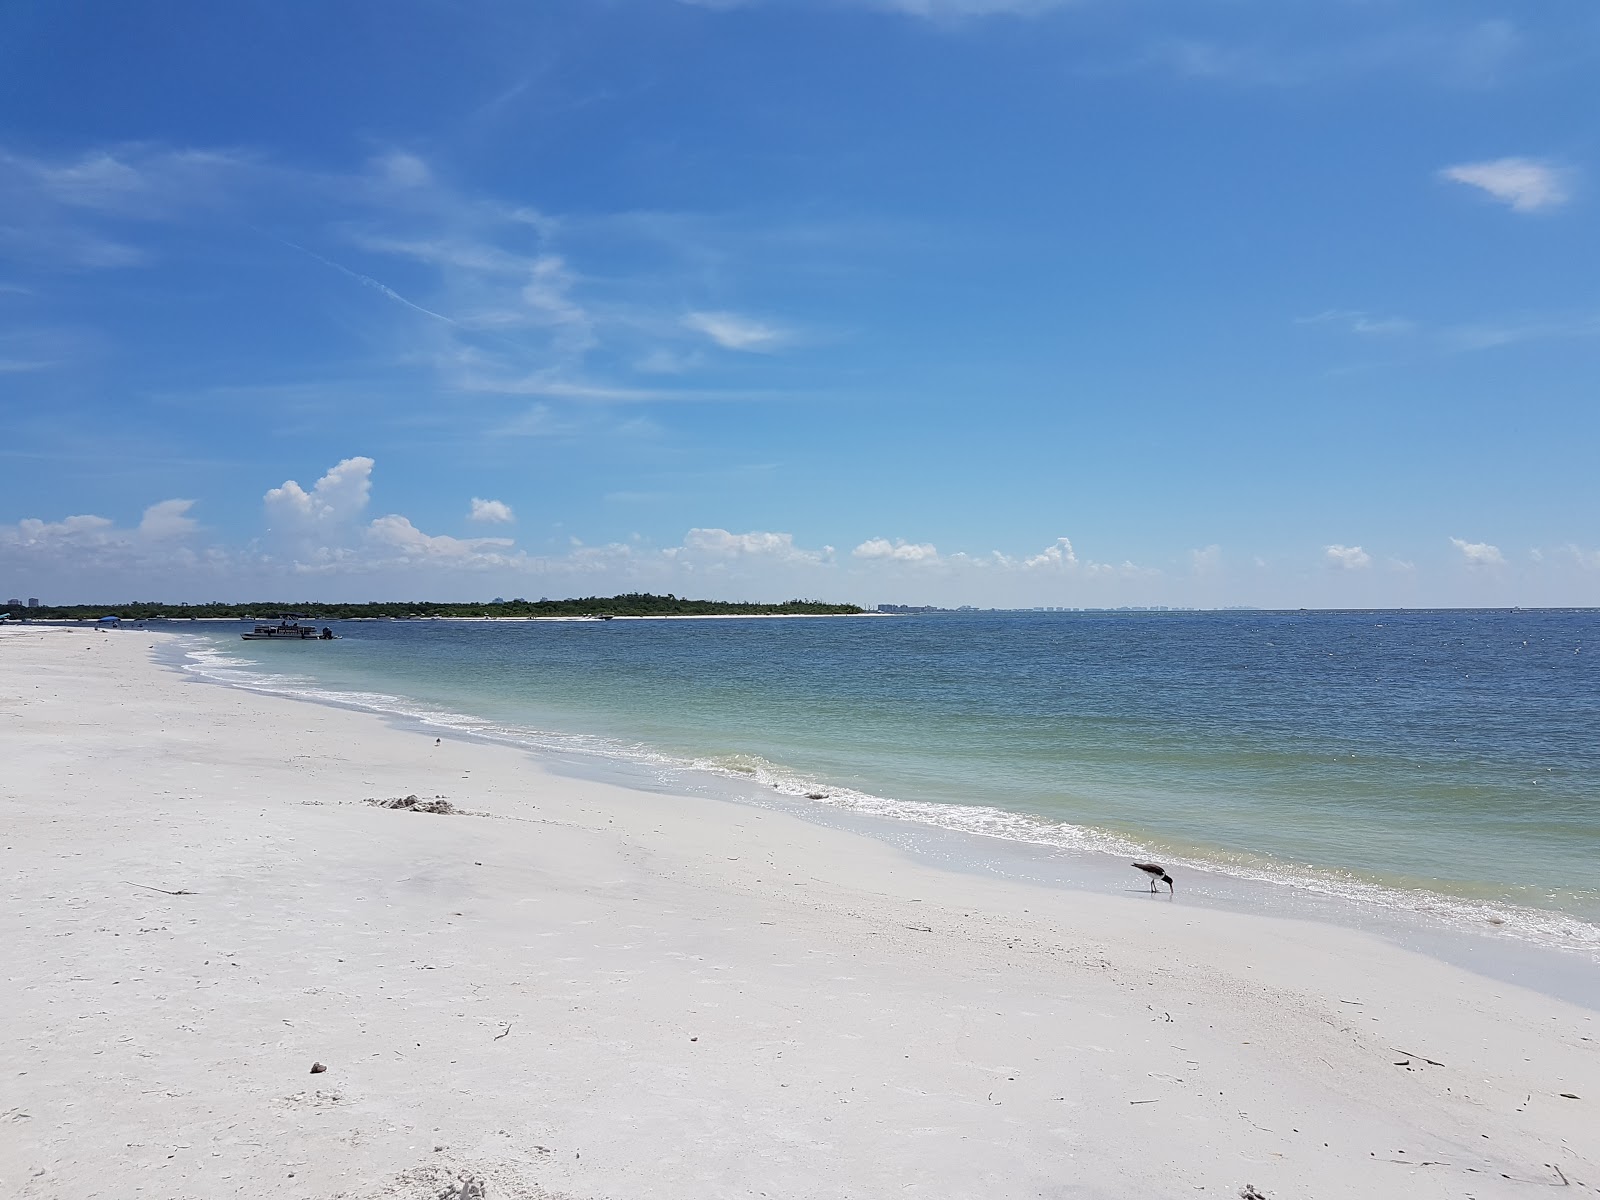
[{"x1": 2, "y1": 626, "x2": 1595, "y2": 1199}]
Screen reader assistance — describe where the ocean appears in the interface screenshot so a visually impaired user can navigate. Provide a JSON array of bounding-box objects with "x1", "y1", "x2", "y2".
[{"x1": 170, "y1": 608, "x2": 1600, "y2": 964}]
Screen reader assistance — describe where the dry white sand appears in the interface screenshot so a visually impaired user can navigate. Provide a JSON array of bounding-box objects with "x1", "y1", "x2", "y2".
[{"x1": 2, "y1": 626, "x2": 1595, "y2": 1200}]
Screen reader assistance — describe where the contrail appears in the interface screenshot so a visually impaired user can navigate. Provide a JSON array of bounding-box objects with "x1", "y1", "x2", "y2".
[{"x1": 277, "y1": 237, "x2": 458, "y2": 326}]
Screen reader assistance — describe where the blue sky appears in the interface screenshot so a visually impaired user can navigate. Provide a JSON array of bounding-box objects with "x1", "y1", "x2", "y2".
[{"x1": 1, "y1": 0, "x2": 1596, "y2": 607}]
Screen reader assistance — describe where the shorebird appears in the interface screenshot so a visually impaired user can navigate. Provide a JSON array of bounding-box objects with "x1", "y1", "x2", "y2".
[{"x1": 1132, "y1": 862, "x2": 1174, "y2": 894}]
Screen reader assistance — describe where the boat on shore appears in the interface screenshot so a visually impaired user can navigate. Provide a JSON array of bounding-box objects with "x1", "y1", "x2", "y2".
[{"x1": 241, "y1": 617, "x2": 337, "y2": 641}]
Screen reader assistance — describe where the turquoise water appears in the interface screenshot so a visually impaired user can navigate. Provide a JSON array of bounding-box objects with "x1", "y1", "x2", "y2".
[{"x1": 173, "y1": 609, "x2": 1600, "y2": 955}]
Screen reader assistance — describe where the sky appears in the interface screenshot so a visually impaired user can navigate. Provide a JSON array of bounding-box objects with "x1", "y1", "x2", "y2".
[{"x1": 1, "y1": 0, "x2": 1596, "y2": 608}]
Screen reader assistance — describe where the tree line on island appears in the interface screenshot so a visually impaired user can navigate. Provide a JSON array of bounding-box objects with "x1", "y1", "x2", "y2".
[{"x1": 11, "y1": 593, "x2": 865, "y2": 621}]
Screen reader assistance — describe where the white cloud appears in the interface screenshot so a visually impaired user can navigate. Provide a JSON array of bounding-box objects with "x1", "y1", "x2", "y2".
[
  {"x1": 5, "y1": 145, "x2": 252, "y2": 219},
  {"x1": 365, "y1": 515, "x2": 515, "y2": 564},
  {"x1": 674, "y1": 528, "x2": 831, "y2": 565},
  {"x1": 5, "y1": 514, "x2": 115, "y2": 545},
  {"x1": 516, "y1": 255, "x2": 595, "y2": 353},
  {"x1": 138, "y1": 498, "x2": 198, "y2": 540},
  {"x1": 0, "y1": 506, "x2": 213, "y2": 589},
  {"x1": 469, "y1": 498, "x2": 515, "y2": 524},
  {"x1": 1189, "y1": 544, "x2": 1222, "y2": 576},
  {"x1": 1023, "y1": 537, "x2": 1078, "y2": 569},
  {"x1": 1449, "y1": 536, "x2": 1505, "y2": 567},
  {"x1": 853, "y1": 537, "x2": 941, "y2": 564},
  {"x1": 264, "y1": 456, "x2": 375, "y2": 527},
  {"x1": 4, "y1": 139, "x2": 821, "y2": 412},
  {"x1": 1324, "y1": 544, "x2": 1372, "y2": 570},
  {"x1": 1561, "y1": 544, "x2": 1600, "y2": 571},
  {"x1": 682, "y1": 310, "x2": 786, "y2": 352},
  {"x1": 1440, "y1": 158, "x2": 1572, "y2": 213}
]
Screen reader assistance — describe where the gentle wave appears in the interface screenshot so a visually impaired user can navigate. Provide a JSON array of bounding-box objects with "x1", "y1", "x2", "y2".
[{"x1": 173, "y1": 637, "x2": 1600, "y2": 961}]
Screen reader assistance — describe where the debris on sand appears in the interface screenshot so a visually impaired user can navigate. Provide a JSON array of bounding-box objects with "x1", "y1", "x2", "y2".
[
  {"x1": 366, "y1": 794, "x2": 457, "y2": 815},
  {"x1": 1239, "y1": 1186, "x2": 1269, "y2": 1200},
  {"x1": 439, "y1": 1174, "x2": 486, "y2": 1199},
  {"x1": 309, "y1": 1061, "x2": 327, "y2": 1074}
]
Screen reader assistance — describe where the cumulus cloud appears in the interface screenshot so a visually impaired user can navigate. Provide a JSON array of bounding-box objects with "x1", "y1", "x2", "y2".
[
  {"x1": 469, "y1": 497, "x2": 514, "y2": 524},
  {"x1": 1023, "y1": 537, "x2": 1079, "y2": 569},
  {"x1": 853, "y1": 537, "x2": 941, "y2": 564},
  {"x1": 0, "y1": 504, "x2": 210, "y2": 588},
  {"x1": 1440, "y1": 158, "x2": 1572, "y2": 213},
  {"x1": 1324, "y1": 544, "x2": 1372, "y2": 570},
  {"x1": 1449, "y1": 536, "x2": 1505, "y2": 567},
  {"x1": 682, "y1": 310, "x2": 786, "y2": 352},
  {"x1": 4, "y1": 514, "x2": 115, "y2": 545},
  {"x1": 264, "y1": 457, "x2": 375, "y2": 527}
]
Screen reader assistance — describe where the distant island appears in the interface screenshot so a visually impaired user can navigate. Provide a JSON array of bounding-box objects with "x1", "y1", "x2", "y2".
[{"x1": 6, "y1": 593, "x2": 865, "y2": 621}]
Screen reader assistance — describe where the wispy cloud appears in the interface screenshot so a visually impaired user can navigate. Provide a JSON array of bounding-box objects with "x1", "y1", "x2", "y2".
[
  {"x1": 1139, "y1": 19, "x2": 1519, "y2": 89},
  {"x1": 1298, "y1": 310, "x2": 1416, "y2": 337},
  {"x1": 864, "y1": 0, "x2": 1072, "y2": 18},
  {"x1": 1189, "y1": 544, "x2": 1222, "y2": 577},
  {"x1": 680, "y1": 0, "x2": 1072, "y2": 17},
  {"x1": 3, "y1": 144, "x2": 256, "y2": 218},
  {"x1": 1439, "y1": 312, "x2": 1600, "y2": 351},
  {"x1": 1439, "y1": 157, "x2": 1573, "y2": 213},
  {"x1": 683, "y1": 310, "x2": 789, "y2": 352},
  {"x1": 1303, "y1": 305, "x2": 1600, "y2": 354},
  {"x1": 1, "y1": 140, "x2": 810, "y2": 418}
]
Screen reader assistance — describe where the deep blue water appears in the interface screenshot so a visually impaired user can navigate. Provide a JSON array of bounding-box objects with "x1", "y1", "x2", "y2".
[{"x1": 176, "y1": 609, "x2": 1600, "y2": 951}]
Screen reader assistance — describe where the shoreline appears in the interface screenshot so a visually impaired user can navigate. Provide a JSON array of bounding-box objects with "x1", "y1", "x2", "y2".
[
  {"x1": 4, "y1": 612, "x2": 895, "y2": 625},
  {"x1": 170, "y1": 625, "x2": 1600, "y2": 990},
  {"x1": 4, "y1": 624, "x2": 1597, "y2": 1198}
]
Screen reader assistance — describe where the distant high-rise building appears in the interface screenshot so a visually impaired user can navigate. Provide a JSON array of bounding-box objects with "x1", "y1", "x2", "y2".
[
  {"x1": 5, "y1": 598, "x2": 19, "y2": 608},
  {"x1": 26, "y1": 597, "x2": 41, "y2": 607}
]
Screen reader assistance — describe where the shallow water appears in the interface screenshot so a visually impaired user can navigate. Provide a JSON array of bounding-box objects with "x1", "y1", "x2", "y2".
[{"x1": 168, "y1": 609, "x2": 1600, "y2": 961}]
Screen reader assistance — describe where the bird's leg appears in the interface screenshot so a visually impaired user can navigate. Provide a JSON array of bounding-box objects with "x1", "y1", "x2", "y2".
[{"x1": 1149, "y1": 880, "x2": 1157, "y2": 893}]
